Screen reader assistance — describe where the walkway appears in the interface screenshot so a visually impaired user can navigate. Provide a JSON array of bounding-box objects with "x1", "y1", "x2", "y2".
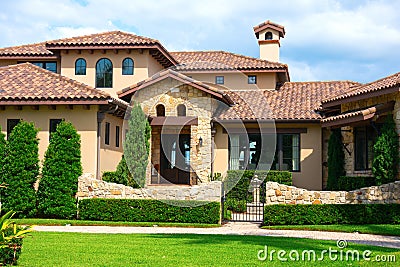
[{"x1": 33, "y1": 222, "x2": 400, "y2": 249}]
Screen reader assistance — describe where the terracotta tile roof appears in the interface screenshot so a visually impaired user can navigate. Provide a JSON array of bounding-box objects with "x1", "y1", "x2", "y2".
[
  {"x1": 0, "y1": 42, "x2": 53, "y2": 57},
  {"x1": 253, "y1": 20, "x2": 285, "y2": 38},
  {"x1": 322, "y1": 71, "x2": 400, "y2": 106},
  {"x1": 118, "y1": 69, "x2": 234, "y2": 105},
  {"x1": 45, "y1": 31, "x2": 159, "y2": 47},
  {"x1": 322, "y1": 101, "x2": 395, "y2": 127},
  {"x1": 0, "y1": 63, "x2": 116, "y2": 104},
  {"x1": 170, "y1": 51, "x2": 287, "y2": 71},
  {"x1": 215, "y1": 81, "x2": 359, "y2": 121}
]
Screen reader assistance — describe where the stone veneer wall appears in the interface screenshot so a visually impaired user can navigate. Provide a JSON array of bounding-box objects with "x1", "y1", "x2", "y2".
[
  {"x1": 76, "y1": 174, "x2": 222, "y2": 201},
  {"x1": 265, "y1": 181, "x2": 400, "y2": 205},
  {"x1": 133, "y1": 79, "x2": 215, "y2": 184}
]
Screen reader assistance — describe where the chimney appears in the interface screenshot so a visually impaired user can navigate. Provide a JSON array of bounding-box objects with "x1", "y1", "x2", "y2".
[{"x1": 253, "y1": 20, "x2": 285, "y2": 62}]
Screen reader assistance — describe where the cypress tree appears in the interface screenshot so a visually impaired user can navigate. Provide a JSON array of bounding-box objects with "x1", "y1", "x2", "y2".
[
  {"x1": 0, "y1": 127, "x2": 6, "y2": 181},
  {"x1": 327, "y1": 129, "x2": 345, "y2": 190},
  {"x1": 37, "y1": 121, "x2": 82, "y2": 219},
  {"x1": 373, "y1": 115, "x2": 399, "y2": 185},
  {"x1": 124, "y1": 102, "x2": 151, "y2": 187},
  {"x1": 1, "y1": 121, "x2": 39, "y2": 217}
]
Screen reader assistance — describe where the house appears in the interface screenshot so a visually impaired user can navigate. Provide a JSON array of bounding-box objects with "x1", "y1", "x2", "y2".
[{"x1": 0, "y1": 20, "x2": 383, "y2": 191}]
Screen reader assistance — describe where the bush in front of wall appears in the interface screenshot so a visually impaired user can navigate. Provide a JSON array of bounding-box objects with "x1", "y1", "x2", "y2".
[
  {"x1": 263, "y1": 204, "x2": 400, "y2": 225},
  {"x1": 1, "y1": 121, "x2": 39, "y2": 218},
  {"x1": 37, "y1": 121, "x2": 82, "y2": 219},
  {"x1": 373, "y1": 115, "x2": 399, "y2": 185},
  {"x1": 102, "y1": 156, "x2": 139, "y2": 188},
  {"x1": 78, "y1": 199, "x2": 220, "y2": 224},
  {"x1": 337, "y1": 176, "x2": 376, "y2": 191}
]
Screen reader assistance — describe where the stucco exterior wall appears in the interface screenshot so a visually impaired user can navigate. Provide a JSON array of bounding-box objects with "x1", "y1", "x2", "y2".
[
  {"x1": 257, "y1": 28, "x2": 281, "y2": 62},
  {"x1": 60, "y1": 49, "x2": 163, "y2": 97},
  {"x1": 182, "y1": 72, "x2": 276, "y2": 90},
  {"x1": 0, "y1": 105, "x2": 98, "y2": 174},
  {"x1": 213, "y1": 124, "x2": 229, "y2": 176},
  {"x1": 99, "y1": 113, "x2": 124, "y2": 174}
]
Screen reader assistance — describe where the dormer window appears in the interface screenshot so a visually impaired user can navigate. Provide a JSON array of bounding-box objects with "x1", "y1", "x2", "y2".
[
  {"x1": 265, "y1": 31, "x2": 273, "y2": 40},
  {"x1": 122, "y1": 58, "x2": 134, "y2": 75},
  {"x1": 75, "y1": 58, "x2": 86, "y2": 75}
]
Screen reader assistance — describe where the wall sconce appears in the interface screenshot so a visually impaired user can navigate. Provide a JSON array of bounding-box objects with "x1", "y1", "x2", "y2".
[{"x1": 199, "y1": 137, "x2": 203, "y2": 147}]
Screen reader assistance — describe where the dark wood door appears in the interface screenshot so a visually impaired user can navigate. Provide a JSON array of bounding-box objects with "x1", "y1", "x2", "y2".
[{"x1": 160, "y1": 134, "x2": 190, "y2": 184}]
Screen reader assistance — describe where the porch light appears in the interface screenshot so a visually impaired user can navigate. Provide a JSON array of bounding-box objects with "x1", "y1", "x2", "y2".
[{"x1": 199, "y1": 137, "x2": 203, "y2": 147}]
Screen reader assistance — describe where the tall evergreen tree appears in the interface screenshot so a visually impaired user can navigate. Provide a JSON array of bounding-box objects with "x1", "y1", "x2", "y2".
[
  {"x1": 124, "y1": 103, "x2": 151, "y2": 187},
  {"x1": 327, "y1": 129, "x2": 345, "y2": 190},
  {"x1": 1, "y1": 121, "x2": 39, "y2": 217},
  {"x1": 37, "y1": 121, "x2": 82, "y2": 219},
  {"x1": 373, "y1": 115, "x2": 399, "y2": 185},
  {"x1": 0, "y1": 127, "x2": 6, "y2": 183}
]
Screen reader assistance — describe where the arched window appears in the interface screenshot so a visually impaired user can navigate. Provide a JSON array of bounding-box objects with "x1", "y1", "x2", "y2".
[
  {"x1": 122, "y1": 58, "x2": 134, "y2": 75},
  {"x1": 75, "y1": 58, "x2": 86, "y2": 75},
  {"x1": 177, "y1": 104, "x2": 186, "y2": 116},
  {"x1": 96, "y1": 58, "x2": 113, "y2": 88},
  {"x1": 156, "y1": 104, "x2": 165, "y2": 117},
  {"x1": 265, "y1": 31, "x2": 273, "y2": 40}
]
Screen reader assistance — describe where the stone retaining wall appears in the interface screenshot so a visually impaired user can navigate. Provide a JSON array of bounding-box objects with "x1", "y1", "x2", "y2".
[
  {"x1": 265, "y1": 181, "x2": 400, "y2": 205},
  {"x1": 76, "y1": 174, "x2": 222, "y2": 202}
]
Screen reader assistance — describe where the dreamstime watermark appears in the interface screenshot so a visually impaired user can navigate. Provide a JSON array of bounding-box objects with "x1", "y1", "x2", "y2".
[{"x1": 257, "y1": 240, "x2": 397, "y2": 263}]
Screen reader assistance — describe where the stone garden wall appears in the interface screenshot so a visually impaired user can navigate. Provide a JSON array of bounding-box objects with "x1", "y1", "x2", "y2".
[
  {"x1": 76, "y1": 174, "x2": 222, "y2": 202},
  {"x1": 264, "y1": 181, "x2": 400, "y2": 205}
]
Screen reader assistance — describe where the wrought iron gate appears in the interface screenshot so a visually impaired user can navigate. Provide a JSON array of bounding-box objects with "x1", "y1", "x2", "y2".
[{"x1": 222, "y1": 175, "x2": 266, "y2": 222}]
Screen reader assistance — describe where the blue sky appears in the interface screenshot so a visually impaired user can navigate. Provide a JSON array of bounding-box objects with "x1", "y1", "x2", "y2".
[{"x1": 1, "y1": 0, "x2": 400, "y2": 83}]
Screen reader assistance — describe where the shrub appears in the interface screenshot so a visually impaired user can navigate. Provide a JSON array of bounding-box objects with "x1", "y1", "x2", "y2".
[
  {"x1": 373, "y1": 115, "x2": 399, "y2": 185},
  {"x1": 263, "y1": 204, "x2": 400, "y2": 225},
  {"x1": 124, "y1": 103, "x2": 151, "y2": 187},
  {"x1": 102, "y1": 156, "x2": 139, "y2": 188},
  {"x1": 0, "y1": 127, "x2": 6, "y2": 185},
  {"x1": 327, "y1": 129, "x2": 345, "y2": 190},
  {"x1": 337, "y1": 176, "x2": 375, "y2": 191},
  {"x1": 224, "y1": 198, "x2": 247, "y2": 213},
  {"x1": 1, "y1": 121, "x2": 39, "y2": 217},
  {"x1": 0, "y1": 211, "x2": 33, "y2": 266},
  {"x1": 37, "y1": 121, "x2": 82, "y2": 219},
  {"x1": 78, "y1": 199, "x2": 220, "y2": 224}
]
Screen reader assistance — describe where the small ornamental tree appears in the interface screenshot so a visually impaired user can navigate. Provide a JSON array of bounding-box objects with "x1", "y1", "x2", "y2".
[
  {"x1": 373, "y1": 115, "x2": 399, "y2": 185},
  {"x1": 37, "y1": 121, "x2": 82, "y2": 219},
  {"x1": 1, "y1": 121, "x2": 39, "y2": 217},
  {"x1": 326, "y1": 129, "x2": 345, "y2": 190},
  {"x1": 124, "y1": 102, "x2": 151, "y2": 187}
]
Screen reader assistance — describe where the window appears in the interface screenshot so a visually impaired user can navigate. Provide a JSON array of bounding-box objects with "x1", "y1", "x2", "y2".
[
  {"x1": 105, "y1": 122, "x2": 110, "y2": 145},
  {"x1": 248, "y1": 75, "x2": 257, "y2": 84},
  {"x1": 122, "y1": 58, "x2": 134, "y2": 75},
  {"x1": 228, "y1": 134, "x2": 276, "y2": 171},
  {"x1": 177, "y1": 104, "x2": 186, "y2": 116},
  {"x1": 49, "y1": 119, "x2": 63, "y2": 140},
  {"x1": 156, "y1": 104, "x2": 165, "y2": 117},
  {"x1": 96, "y1": 58, "x2": 113, "y2": 88},
  {"x1": 354, "y1": 126, "x2": 376, "y2": 171},
  {"x1": 115, "y1": 126, "x2": 120, "y2": 148},
  {"x1": 75, "y1": 58, "x2": 86, "y2": 75},
  {"x1": 7, "y1": 119, "x2": 20, "y2": 139},
  {"x1": 265, "y1": 31, "x2": 273, "y2": 40},
  {"x1": 31, "y1": 62, "x2": 57, "y2": 73},
  {"x1": 215, "y1": 76, "x2": 224, "y2": 85}
]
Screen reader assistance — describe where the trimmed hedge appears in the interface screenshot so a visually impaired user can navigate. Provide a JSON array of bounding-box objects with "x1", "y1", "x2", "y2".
[
  {"x1": 78, "y1": 199, "x2": 220, "y2": 224},
  {"x1": 264, "y1": 204, "x2": 400, "y2": 225},
  {"x1": 337, "y1": 176, "x2": 376, "y2": 191}
]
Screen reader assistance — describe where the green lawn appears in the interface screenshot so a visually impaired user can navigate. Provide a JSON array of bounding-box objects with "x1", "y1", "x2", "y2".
[
  {"x1": 262, "y1": 224, "x2": 400, "y2": 236},
  {"x1": 18, "y1": 232, "x2": 399, "y2": 266},
  {"x1": 14, "y1": 218, "x2": 219, "y2": 228}
]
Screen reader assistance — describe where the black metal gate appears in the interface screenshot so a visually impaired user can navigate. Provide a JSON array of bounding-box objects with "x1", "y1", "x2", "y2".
[{"x1": 222, "y1": 176, "x2": 266, "y2": 223}]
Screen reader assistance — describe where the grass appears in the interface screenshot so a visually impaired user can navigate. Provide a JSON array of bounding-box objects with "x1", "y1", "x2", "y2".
[
  {"x1": 18, "y1": 232, "x2": 399, "y2": 266},
  {"x1": 262, "y1": 224, "x2": 400, "y2": 236},
  {"x1": 14, "y1": 218, "x2": 219, "y2": 228}
]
